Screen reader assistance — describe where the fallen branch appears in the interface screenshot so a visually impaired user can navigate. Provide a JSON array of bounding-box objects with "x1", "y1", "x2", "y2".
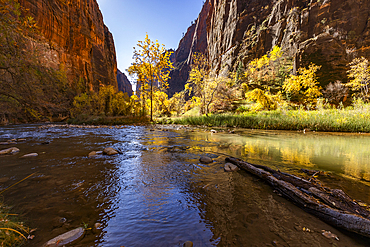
[{"x1": 226, "y1": 156, "x2": 370, "y2": 238}]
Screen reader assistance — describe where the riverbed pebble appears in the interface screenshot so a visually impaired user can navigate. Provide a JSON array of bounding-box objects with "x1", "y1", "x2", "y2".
[
  {"x1": 224, "y1": 163, "x2": 239, "y2": 172},
  {"x1": 183, "y1": 241, "x2": 193, "y2": 247},
  {"x1": 199, "y1": 156, "x2": 213, "y2": 164},
  {"x1": 43, "y1": 227, "x2": 85, "y2": 247},
  {"x1": 0, "y1": 177, "x2": 10, "y2": 183},
  {"x1": 59, "y1": 217, "x2": 67, "y2": 224},
  {"x1": 93, "y1": 223, "x2": 102, "y2": 234},
  {"x1": 0, "y1": 147, "x2": 20, "y2": 155},
  {"x1": 103, "y1": 147, "x2": 119, "y2": 156},
  {"x1": 89, "y1": 151, "x2": 104, "y2": 157},
  {"x1": 21, "y1": 153, "x2": 38, "y2": 158}
]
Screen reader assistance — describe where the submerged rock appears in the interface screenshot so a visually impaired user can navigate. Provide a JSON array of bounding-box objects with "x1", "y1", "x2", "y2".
[
  {"x1": 199, "y1": 156, "x2": 213, "y2": 164},
  {"x1": 0, "y1": 147, "x2": 20, "y2": 155},
  {"x1": 93, "y1": 222, "x2": 102, "y2": 234},
  {"x1": 0, "y1": 177, "x2": 10, "y2": 183},
  {"x1": 43, "y1": 227, "x2": 85, "y2": 247},
  {"x1": 21, "y1": 153, "x2": 38, "y2": 158},
  {"x1": 183, "y1": 241, "x2": 193, "y2": 247},
  {"x1": 103, "y1": 147, "x2": 119, "y2": 156},
  {"x1": 224, "y1": 163, "x2": 239, "y2": 172},
  {"x1": 89, "y1": 151, "x2": 104, "y2": 157}
]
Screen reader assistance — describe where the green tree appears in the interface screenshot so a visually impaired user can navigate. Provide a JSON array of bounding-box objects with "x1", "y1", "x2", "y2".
[
  {"x1": 347, "y1": 57, "x2": 370, "y2": 101},
  {"x1": 127, "y1": 34, "x2": 173, "y2": 121}
]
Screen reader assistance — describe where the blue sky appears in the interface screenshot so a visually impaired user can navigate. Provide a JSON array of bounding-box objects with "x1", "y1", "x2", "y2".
[{"x1": 96, "y1": 0, "x2": 204, "y2": 78}]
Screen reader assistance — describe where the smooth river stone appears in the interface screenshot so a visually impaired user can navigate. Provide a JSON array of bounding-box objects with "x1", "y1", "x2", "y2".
[
  {"x1": 89, "y1": 151, "x2": 104, "y2": 157},
  {"x1": 93, "y1": 223, "x2": 102, "y2": 234},
  {"x1": 0, "y1": 177, "x2": 10, "y2": 183},
  {"x1": 0, "y1": 147, "x2": 20, "y2": 155},
  {"x1": 224, "y1": 163, "x2": 239, "y2": 172},
  {"x1": 21, "y1": 153, "x2": 38, "y2": 158},
  {"x1": 43, "y1": 227, "x2": 85, "y2": 247},
  {"x1": 183, "y1": 241, "x2": 193, "y2": 247},
  {"x1": 199, "y1": 156, "x2": 213, "y2": 164},
  {"x1": 103, "y1": 147, "x2": 119, "y2": 156}
]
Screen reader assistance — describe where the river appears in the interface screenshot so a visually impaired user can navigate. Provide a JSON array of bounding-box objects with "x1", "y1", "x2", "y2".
[{"x1": 0, "y1": 124, "x2": 370, "y2": 246}]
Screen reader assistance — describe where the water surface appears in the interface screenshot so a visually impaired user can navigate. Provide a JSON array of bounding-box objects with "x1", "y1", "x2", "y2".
[{"x1": 0, "y1": 124, "x2": 370, "y2": 246}]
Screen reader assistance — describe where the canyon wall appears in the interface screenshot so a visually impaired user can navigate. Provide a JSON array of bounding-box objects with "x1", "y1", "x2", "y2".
[
  {"x1": 117, "y1": 69, "x2": 133, "y2": 96},
  {"x1": 168, "y1": 0, "x2": 211, "y2": 96},
  {"x1": 19, "y1": 0, "x2": 118, "y2": 91},
  {"x1": 169, "y1": 0, "x2": 370, "y2": 92}
]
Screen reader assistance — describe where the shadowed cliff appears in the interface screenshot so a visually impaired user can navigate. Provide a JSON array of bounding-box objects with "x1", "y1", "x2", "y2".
[{"x1": 169, "y1": 0, "x2": 370, "y2": 93}]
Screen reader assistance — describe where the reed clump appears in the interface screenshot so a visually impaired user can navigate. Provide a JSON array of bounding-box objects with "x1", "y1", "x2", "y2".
[
  {"x1": 168, "y1": 103, "x2": 370, "y2": 133},
  {"x1": 0, "y1": 202, "x2": 29, "y2": 247}
]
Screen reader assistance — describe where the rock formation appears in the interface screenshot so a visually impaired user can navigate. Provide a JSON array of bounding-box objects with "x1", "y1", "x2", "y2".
[
  {"x1": 168, "y1": 0, "x2": 210, "y2": 96},
  {"x1": 117, "y1": 69, "x2": 133, "y2": 96},
  {"x1": 169, "y1": 0, "x2": 370, "y2": 92},
  {"x1": 18, "y1": 0, "x2": 118, "y2": 91}
]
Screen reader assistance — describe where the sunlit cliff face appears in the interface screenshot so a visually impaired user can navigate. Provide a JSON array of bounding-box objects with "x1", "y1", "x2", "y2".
[
  {"x1": 18, "y1": 0, "x2": 118, "y2": 91},
  {"x1": 169, "y1": 0, "x2": 370, "y2": 94}
]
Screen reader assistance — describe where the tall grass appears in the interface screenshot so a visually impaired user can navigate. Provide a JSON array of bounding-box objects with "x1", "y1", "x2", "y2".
[
  {"x1": 0, "y1": 202, "x2": 29, "y2": 247},
  {"x1": 169, "y1": 105, "x2": 370, "y2": 132}
]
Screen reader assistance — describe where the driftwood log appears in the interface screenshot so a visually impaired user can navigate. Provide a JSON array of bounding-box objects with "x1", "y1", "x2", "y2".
[{"x1": 226, "y1": 157, "x2": 370, "y2": 238}]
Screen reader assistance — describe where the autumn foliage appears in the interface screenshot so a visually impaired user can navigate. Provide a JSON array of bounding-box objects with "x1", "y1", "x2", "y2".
[{"x1": 128, "y1": 34, "x2": 173, "y2": 121}]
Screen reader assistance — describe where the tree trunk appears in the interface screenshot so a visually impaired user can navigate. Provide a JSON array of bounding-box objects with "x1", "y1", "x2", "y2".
[
  {"x1": 226, "y1": 157, "x2": 370, "y2": 238},
  {"x1": 150, "y1": 80, "x2": 153, "y2": 122}
]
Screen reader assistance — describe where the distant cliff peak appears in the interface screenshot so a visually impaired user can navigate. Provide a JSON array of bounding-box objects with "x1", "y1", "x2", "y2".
[{"x1": 117, "y1": 69, "x2": 133, "y2": 96}]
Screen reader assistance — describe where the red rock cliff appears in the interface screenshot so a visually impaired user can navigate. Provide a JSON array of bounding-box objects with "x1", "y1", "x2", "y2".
[
  {"x1": 19, "y1": 0, "x2": 117, "y2": 91},
  {"x1": 172, "y1": 0, "x2": 370, "y2": 88},
  {"x1": 117, "y1": 69, "x2": 133, "y2": 96},
  {"x1": 168, "y1": 0, "x2": 210, "y2": 96}
]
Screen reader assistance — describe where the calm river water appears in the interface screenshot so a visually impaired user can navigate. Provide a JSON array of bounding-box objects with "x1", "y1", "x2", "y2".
[{"x1": 1, "y1": 124, "x2": 370, "y2": 246}]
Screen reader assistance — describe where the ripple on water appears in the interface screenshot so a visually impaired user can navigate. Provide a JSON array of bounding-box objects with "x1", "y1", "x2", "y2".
[{"x1": 1, "y1": 125, "x2": 370, "y2": 246}]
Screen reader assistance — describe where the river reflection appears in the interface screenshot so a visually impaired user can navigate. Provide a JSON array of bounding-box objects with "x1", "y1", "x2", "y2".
[
  {"x1": 0, "y1": 125, "x2": 370, "y2": 246},
  {"x1": 195, "y1": 129, "x2": 370, "y2": 182}
]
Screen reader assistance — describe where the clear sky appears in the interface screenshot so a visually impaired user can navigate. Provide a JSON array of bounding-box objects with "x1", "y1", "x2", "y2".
[{"x1": 96, "y1": 0, "x2": 204, "y2": 79}]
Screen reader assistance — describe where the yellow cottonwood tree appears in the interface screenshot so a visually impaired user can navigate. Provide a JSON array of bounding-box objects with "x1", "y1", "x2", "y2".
[
  {"x1": 127, "y1": 34, "x2": 174, "y2": 121},
  {"x1": 283, "y1": 63, "x2": 322, "y2": 105},
  {"x1": 347, "y1": 57, "x2": 370, "y2": 101},
  {"x1": 245, "y1": 46, "x2": 289, "y2": 91},
  {"x1": 186, "y1": 52, "x2": 221, "y2": 114}
]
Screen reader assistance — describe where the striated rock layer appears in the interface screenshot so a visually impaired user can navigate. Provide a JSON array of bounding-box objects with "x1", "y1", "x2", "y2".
[
  {"x1": 117, "y1": 69, "x2": 133, "y2": 96},
  {"x1": 169, "y1": 0, "x2": 370, "y2": 91},
  {"x1": 168, "y1": 0, "x2": 211, "y2": 96},
  {"x1": 19, "y1": 0, "x2": 118, "y2": 91}
]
